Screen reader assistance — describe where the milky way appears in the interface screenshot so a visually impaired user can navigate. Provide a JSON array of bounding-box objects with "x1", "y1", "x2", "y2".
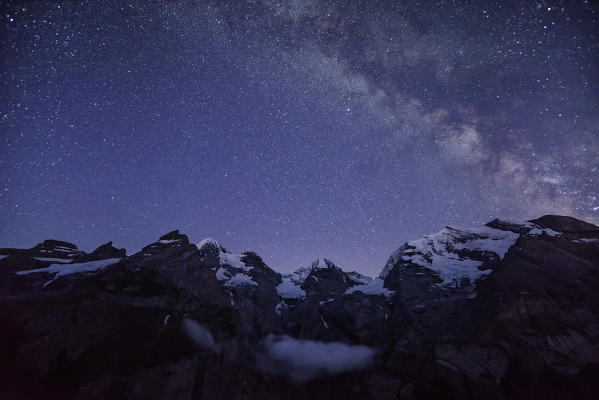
[{"x1": 1, "y1": 0, "x2": 597, "y2": 274}]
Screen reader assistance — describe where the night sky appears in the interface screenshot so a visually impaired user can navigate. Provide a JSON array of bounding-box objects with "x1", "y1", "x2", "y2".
[{"x1": 1, "y1": 0, "x2": 598, "y2": 275}]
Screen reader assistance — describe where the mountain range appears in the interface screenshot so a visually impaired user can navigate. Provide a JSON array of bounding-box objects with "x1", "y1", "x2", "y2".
[{"x1": 1, "y1": 214, "x2": 598, "y2": 399}]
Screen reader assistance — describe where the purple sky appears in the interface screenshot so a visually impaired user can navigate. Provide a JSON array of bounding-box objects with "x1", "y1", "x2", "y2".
[{"x1": 1, "y1": 0, "x2": 597, "y2": 275}]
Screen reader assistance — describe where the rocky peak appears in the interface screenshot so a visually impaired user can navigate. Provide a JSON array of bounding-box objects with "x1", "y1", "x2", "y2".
[
  {"x1": 529, "y1": 214, "x2": 599, "y2": 233},
  {"x1": 196, "y1": 238, "x2": 224, "y2": 266},
  {"x1": 77, "y1": 241, "x2": 126, "y2": 262},
  {"x1": 380, "y1": 216, "x2": 580, "y2": 298},
  {"x1": 485, "y1": 218, "x2": 536, "y2": 234},
  {"x1": 158, "y1": 229, "x2": 190, "y2": 245},
  {"x1": 486, "y1": 215, "x2": 598, "y2": 236},
  {"x1": 195, "y1": 238, "x2": 279, "y2": 292},
  {"x1": 240, "y1": 251, "x2": 267, "y2": 269},
  {"x1": 31, "y1": 239, "x2": 86, "y2": 259},
  {"x1": 309, "y1": 258, "x2": 337, "y2": 270},
  {"x1": 138, "y1": 231, "x2": 194, "y2": 257},
  {"x1": 300, "y1": 258, "x2": 356, "y2": 296},
  {"x1": 33, "y1": 239, "x2": 78, "y2": 251},
  {"x1": 277, "y1": 260, "x2": 379, "y2": 301}
]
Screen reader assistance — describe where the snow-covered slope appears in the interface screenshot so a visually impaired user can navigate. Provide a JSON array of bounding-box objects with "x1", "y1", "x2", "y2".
[
  {"x1": 380, "y1": 219, "x2": 562, "y2": 289},
  {"x1": 277, "y1": 271, "x2": 307, "y2": 299},
  {"x1": 16, "y1": 258, "x2": 122, "y2": 287}
]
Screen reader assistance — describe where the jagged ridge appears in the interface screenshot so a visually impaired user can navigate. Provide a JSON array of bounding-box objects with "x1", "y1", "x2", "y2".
[{"x1": 1, "y1": 215, "x2": 599, "y2": 400}]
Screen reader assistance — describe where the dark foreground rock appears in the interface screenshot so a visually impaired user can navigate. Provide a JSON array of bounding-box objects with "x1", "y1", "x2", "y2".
[{"x1": 1, "y1": 215, "x2": 598, "y2": 399}]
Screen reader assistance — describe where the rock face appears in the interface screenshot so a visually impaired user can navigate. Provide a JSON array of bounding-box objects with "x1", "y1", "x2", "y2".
[
  {"x1": 1, "y1": 215, "x2": 599, "y2": 399},
  {"x1": 530, "y1": 214, "x2": 599, "y2": 233}
]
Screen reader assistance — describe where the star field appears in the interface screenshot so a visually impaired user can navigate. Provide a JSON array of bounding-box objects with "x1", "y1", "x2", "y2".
[{"x1": 1, "y1": 0, "x2": 597, "y2": 274}]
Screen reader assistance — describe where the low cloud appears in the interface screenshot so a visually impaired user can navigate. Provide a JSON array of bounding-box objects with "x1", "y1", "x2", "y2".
[
  {"x1": 182, "y1": 318, "x2": 220, "y2": 353},
  {"x1": 260, "y1": 335, "x2": 376, "y2": 382}
]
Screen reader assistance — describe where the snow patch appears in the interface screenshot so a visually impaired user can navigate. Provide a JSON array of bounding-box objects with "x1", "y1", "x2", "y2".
[
  {"x1": 276, "y1": 275, "x2": 306, "y2": 299},
  {"x1": 55, "y1": 245, "x2": 76, "y2": 250},
  {"x1": 223, "y1": 272, "x2": 258, "y2": 287},
  {"x1": 573, "y1": 238, "x2": 599, "y2": 243},
  {"x1": 347, "y1": 271, "x2": 373, "y2": 286},
  {"x1": 200, "y1": 239, "x2": 258, "y2": 287},
  {"x1": 345, "y1": 278, "x2": 394, "y2": 297},
  {"x1": 215, "y1": 267, "x2": 257, "y2": 287},
  {"x1": 16, "y1": 258, "x2": 122, "y2": 287},
  {"x1": 158, "y1": 239, "x2": 179, "y2": 244},
  {"x1": 215, "y1": 267, "x2": 228, "y2": 281},
  {"x1": 34, "y1": 257, "x2": 74, "y2": 263},
  {"x1": 51, "y1": 246, "x2": 79, "y2": 253},
  {"x1": 450, "y1": 227, "x2": 519, "y2": 258},
  {"x1": 219, "y1": 252, "x2": 252, "y2": 271},
  {"x1": 528, "y1": 227, "x2": 561, "y2": 237}
]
